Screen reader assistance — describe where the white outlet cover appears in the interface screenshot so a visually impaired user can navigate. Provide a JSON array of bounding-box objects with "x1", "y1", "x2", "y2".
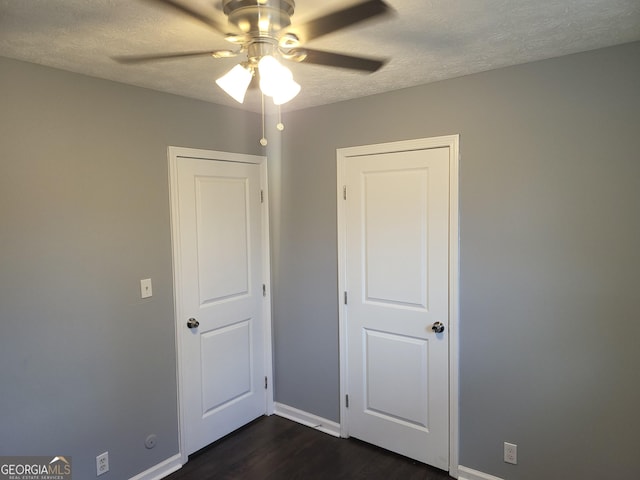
[
  {"x1": 96, "y1": 451, "x2": 109, "y2": 476},
  {"x1": 504, "y1": 442, "x2": 518, "y2": 464}
]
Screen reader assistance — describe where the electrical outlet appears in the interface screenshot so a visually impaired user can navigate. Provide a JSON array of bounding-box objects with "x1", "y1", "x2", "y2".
[
  {"x1": 96, "y1": 451, "x2": 109, "y2": 476},
  {"x1": 504, "y1": 442, "x2": 517, "y2": 464}
]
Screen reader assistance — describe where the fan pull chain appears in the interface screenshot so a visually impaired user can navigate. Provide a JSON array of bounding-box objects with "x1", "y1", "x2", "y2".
[
  {"x1": 260, "y1": 93, "x2": 267, "y2": 146},
  {"x1": 277, "y1": 105, "x2": 285, "y2": 131}
]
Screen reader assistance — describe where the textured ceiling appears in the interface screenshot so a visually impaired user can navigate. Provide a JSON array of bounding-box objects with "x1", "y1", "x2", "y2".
[{"x1": 1, "y1": 0, "x2": 639, "y2": 112}]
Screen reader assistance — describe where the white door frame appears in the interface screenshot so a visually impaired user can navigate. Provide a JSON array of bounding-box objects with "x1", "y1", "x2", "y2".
[
  {"x1": 336, "y1": 135, "x2": 459, "y2": 477},
  {"x1": 168, "y1": 146, "x2": 274, "y2": 465}
]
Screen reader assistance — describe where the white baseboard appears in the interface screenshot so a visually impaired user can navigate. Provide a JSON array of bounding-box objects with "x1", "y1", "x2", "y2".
[
  {"x1": 274, "y1": 402, "x2": 341, "y2": 437},
  {"x1": 458, "y1": 465, "x2": 504, "y2": 480},
  {"x1": 129, "y1": 453, "x2": 182, "y2": 480}
]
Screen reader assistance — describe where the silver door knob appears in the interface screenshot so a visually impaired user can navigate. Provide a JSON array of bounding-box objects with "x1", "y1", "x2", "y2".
[
  {"x1": 186, "y1": 318, "x2": 200, "y2": 329},
  {"x1": 431, "y1": 321, "x2": 445, "y2": 333}
]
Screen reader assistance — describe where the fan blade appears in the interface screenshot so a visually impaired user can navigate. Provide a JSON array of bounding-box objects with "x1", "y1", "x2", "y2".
[
  {"x1": 291, "y1": 48, "x2": 387, "y2": 72},
  {"x1": 143, "y1": 0, "x2": 230, "y2": 34},
  {"x1": 291, "y1": 0, "x2": 393, "y2": 43},
  {"x1": 113, "y1": 50, "x2": 236, "y2": 64}
]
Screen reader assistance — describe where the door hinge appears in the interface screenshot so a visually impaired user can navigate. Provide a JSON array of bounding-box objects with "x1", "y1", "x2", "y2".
[
  {"x1": 343, "y1": 185, "x2": 347, "y2": 200},
  {"x1": 263, "y1": 284, "x2": 266, "y2": 297},
  {"x1": 260, "y1": 190, "x2": 264, "y2": 203},
  {"x1": 345, "y1": 394, "x2": 349, "y2": 408},
  {"x1": 344, "y1": 291, "x2": 348, "y2": 305},
  {"x1": 265, "y1": 376, "x2": 268, "y2": 389}
]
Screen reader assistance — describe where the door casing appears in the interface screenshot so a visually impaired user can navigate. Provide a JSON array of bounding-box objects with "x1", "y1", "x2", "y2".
[
  {"x1": 168, "y1": 146, "x2": 274, "y2": 465},
  {"x1": 336, "y1": 135, "x2": 459, "y2": 476}
]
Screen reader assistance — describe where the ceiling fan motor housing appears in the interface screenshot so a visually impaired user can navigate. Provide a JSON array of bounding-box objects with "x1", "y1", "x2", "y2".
[{"x1": 223, "y1": 0, "x2": 296, "y2": 34}]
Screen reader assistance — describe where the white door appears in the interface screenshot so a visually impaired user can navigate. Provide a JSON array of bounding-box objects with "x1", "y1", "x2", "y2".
[
  {"x1": 339, "y1": 138, "x2": 456, "y2": 470},
  {"x1": 170, "y1": 149, "x2": 271, "y2": 456}
]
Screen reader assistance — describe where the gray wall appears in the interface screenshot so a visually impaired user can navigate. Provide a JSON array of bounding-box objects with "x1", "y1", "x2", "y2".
[
  {"x1": 2, "y1": 41, "x2": 639, "y2": 480},
  {"x1": 0, "y1": 57, "x2": 261, "y2": 479},
  {"x1": 272, "y1": 42, "x2": 640, "y2": 479}
]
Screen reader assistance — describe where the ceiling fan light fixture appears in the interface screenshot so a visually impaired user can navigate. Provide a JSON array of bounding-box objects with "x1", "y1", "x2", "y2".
[
  {"x1": 215, "y1": 63, "x2": 253, "y2": 103},
  {"x1": 257, "y1": 55, "x2": 286, "y2": 94},
  {"x1": 272, "y1": 79, "x2": 301, "y2": 105},
  {"x1": 258, "y1": 55, "x2": 299, "y2": 104}
]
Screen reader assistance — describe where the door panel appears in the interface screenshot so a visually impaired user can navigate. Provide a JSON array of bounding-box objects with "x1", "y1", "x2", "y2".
[
  {"x1": 201, "y1": 320, "x2": 252, "y2": 414},
  {"x1": 364, "y1": 329, "x2": 429, "y2": 428},
  {"x1": 175, "y1": 157, "x2": 266, "y2": 455},
  {"x1": 344, "y1": 146, "x2": 450, "y2": 469},
  {"x1": 196, "y1": 176, "x2": 249, "y2": 302},
  {"x1": 364, "y1": 168, "x2": 428, "y2": 307}
]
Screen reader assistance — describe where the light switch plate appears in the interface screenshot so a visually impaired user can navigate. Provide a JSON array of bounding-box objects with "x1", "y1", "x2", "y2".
[{"x1": 140, "y1": 278, "x2": 152, "y2": 298}]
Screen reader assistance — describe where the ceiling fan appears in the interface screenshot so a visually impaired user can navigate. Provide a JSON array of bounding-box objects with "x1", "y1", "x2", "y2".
[{"x1": 114, "y1": 0, "x2": 393, "y2": 106}]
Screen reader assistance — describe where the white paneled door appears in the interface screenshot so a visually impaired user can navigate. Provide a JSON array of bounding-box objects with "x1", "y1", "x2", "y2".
[
  {"x1": 170, "y1": 150, "x2": 271, "y2": 457},
  {"x1": 338, "y1": 137, "x2": 457, "y2": 471}
]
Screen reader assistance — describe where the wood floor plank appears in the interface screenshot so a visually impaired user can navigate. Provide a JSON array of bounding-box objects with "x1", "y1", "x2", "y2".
[{"x1": 166, "y1": 415, "x2": 452, "y2": 479}]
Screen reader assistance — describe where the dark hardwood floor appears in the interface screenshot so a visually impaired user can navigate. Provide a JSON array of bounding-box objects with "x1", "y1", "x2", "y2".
[{"x1": 165, "y1": 415, "x2": 452, "y2": 479}]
